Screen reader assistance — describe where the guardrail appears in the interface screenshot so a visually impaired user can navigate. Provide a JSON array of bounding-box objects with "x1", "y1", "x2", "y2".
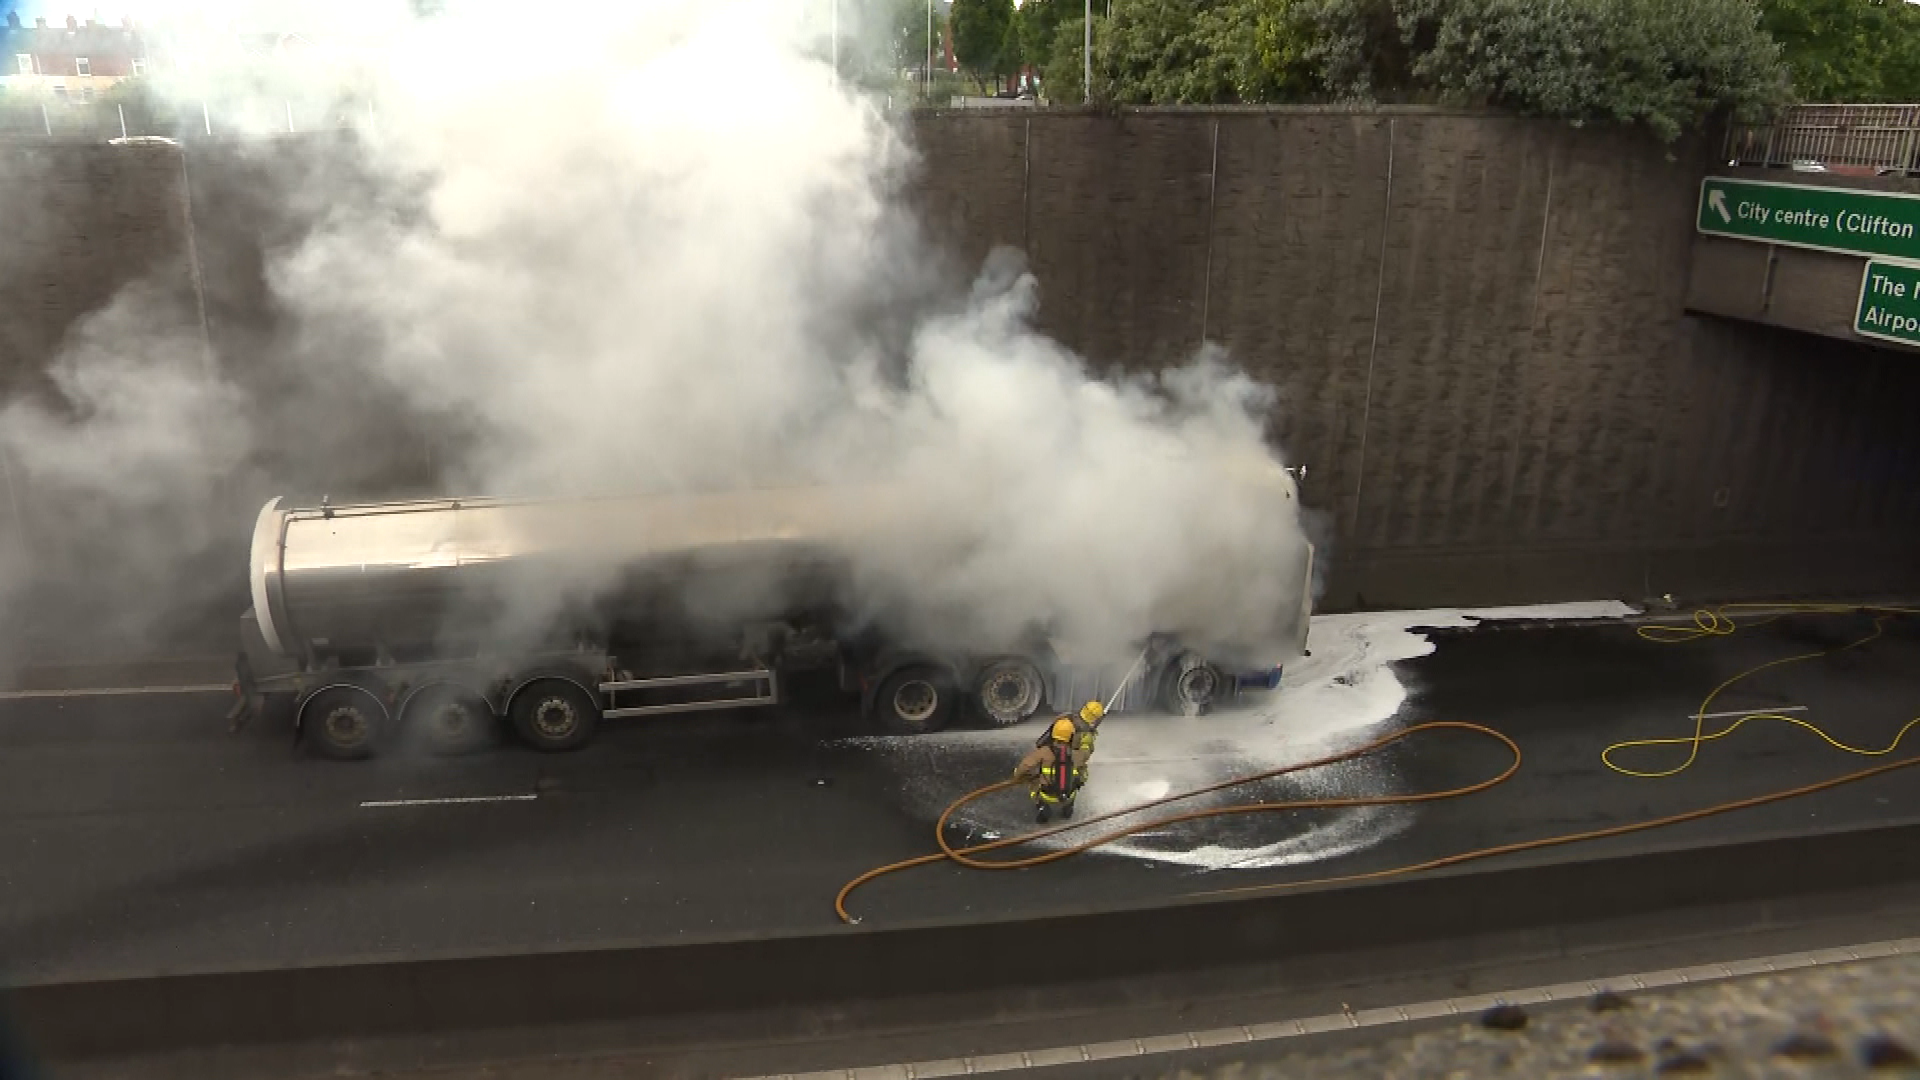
[
  {"x1": 0, "y1": 99, "x2": 361, "y2": 139},
  {"x1": 1725, "y1": 104, "x2": 1920, "y2": 176}
]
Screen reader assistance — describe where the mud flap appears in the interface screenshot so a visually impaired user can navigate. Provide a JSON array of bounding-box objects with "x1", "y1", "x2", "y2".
[{"x1": 227, "y1": 651, "x2": 259, "y2": 733}]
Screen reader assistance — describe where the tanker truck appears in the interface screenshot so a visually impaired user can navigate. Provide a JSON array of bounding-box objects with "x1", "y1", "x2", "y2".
[{"x1": 229, "y1": 470, "x2": 1314, "y2": 760}]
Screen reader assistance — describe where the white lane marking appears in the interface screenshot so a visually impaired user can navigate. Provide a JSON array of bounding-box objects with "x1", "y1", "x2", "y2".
[
  {"x1": 740, "y1": 935, "x2": 1920, "y2": 1079},
  {"x1": 359, "y1": 795, "x2": 538, "y2": 809},
  {"x1": 1694, "y1": 705, "x2": 1807, "y2": 720},
  {"x1": 0, "y1": 684, "x2": 232, "y2": 701}
]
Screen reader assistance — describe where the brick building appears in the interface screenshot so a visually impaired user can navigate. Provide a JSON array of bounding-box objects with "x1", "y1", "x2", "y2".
[{"x1": 1, "y1": 11, "x2": 152, "y2": 103}]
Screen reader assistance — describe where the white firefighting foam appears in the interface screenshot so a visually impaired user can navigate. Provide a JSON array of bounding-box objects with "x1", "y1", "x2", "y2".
[{"x1": 845, "y1": 601, "x2": 1639, "y2": 871}]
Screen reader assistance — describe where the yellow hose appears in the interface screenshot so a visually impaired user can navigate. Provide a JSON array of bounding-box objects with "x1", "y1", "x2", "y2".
[
  {"x1": 834, "y1": 602, "x2": 1920, "y2": 924},
  {"x1": 1604, "y1": 603, "x2": 1920, "y2": 778}
]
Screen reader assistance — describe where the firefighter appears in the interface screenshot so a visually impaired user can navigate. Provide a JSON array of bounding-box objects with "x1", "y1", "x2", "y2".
[
  {"x1": 1013, "y1": 701, "x2": 1105, "y2": 823},
  {"x1": 1034, "y1": 699, "x2": 1103, "y2": 757}
]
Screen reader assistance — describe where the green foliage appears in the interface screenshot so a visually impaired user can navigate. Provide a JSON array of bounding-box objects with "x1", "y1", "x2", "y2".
[
  {"x1": 1287, "y1": 0, "x2": 1414, "y2": 102},
  {"x1": 1041, "y1": 12, "x2": 1092, "y2": 102},
  {"x1": 950, "y1": 0, "x2": 1016, "y2": 86},
  {"x1": 886, "y1": 0, "x2": 940, "y2": 72},
  {"x1": 1097, "y1": 0, "x2": 1217, "y2": 103},
  {"x1": 1081, "y1": 0, "x2": 1792, "y2": 143},
  {"x1": 1403, "y1": 0, "x2": 1793, "y2": 141},
  {"x1": 1085, "y1": 0, "x2": 1403, "y2": 105},
  {"x1": 1759, "y1": 0, "x2": 1920, "y2": 102},
  {"x1": 1012, "y1": 0, "x2": 1068, "y2": 68}
]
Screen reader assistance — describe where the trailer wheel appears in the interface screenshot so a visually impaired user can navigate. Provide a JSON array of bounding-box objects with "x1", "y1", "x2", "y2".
[
  {"x1": 971, "y1": 658, "x2": 1045, "y2": 727},
  {"x1": 302, "y1": 686, "x2": 386, "y2": 761},
  {"x1": 1158, "y1": 654, "x2": 1227, "y2": 716},
  {"x1": 403, "y1": 684, "x2": 497, "y2": 756},
  {"x1": 510, "y1": 679, "x2": 598, "y2": 752},
  {"x1": 874, "y1": 665, "x2": 957, "y2": 735}
]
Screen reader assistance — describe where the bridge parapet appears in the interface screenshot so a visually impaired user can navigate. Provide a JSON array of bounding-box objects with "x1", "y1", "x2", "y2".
[
  {"x1": 1686, "y1": 152, "x2": 1920, "y2": 350},
  {"x1": 1725, "y1": 104, "x2": 1920, "y2": 177}
]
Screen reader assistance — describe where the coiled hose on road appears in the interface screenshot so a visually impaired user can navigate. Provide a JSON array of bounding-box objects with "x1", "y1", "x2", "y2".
[{"x1": 836, "y1": 603, "x2": 1920, "y2": 924}]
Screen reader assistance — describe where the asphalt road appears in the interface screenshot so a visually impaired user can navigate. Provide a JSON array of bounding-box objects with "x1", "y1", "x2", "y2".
[{"x1": 3, "y1": 607, "x2": 1918, "y2": 985}]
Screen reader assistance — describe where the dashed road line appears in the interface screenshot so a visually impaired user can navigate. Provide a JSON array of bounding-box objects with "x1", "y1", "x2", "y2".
[
  {"x1": 1695, "y1": 705, "x2": 1807, "y2": 720},
  {"x1": 359, "y1": 794, "x2": 539, "y2": 809},
  {"x1": 0, "y1": 683, "x2": 232, "y2": 701}
]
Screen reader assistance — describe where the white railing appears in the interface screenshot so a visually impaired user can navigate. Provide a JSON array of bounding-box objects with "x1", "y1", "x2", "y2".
[
  {"x1": 0, "y1": 97, "x2": 364, "y2": 139},
  {"x1": 1725, "y1": 104, "x2": 1920, "y2": 174}
]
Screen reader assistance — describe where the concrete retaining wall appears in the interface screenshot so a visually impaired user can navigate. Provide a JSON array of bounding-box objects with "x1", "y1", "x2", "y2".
[
  {"x1": 10, "y1": 821, "x2": 1920, "y2": 1072},
  {"x1": 905, "y1": 109, "x2": 1920, "y2": 609},
  {"x1": 4, "y1": 110, "x2": 1919, "y2": 652}
]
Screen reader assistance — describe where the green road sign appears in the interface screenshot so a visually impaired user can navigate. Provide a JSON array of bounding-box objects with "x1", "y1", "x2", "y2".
[
  {"x1": 1856, "y1": 260, "x2": 1920, "y2": 349},
  {"x1": 1697, "y1": 177, "x2": 1920, "y2": 262}
]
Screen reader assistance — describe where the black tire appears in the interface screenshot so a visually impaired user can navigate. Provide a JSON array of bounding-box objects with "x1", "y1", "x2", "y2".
[
  {"x1": 971, "y1": 657, "x2": 1046, "y2": 727},
  {"x1": 874, "y1": 665, "x2": 958, "y2": 735},
  {"x1": 402, "y1": 683, "x2": 498, "y2": 756},
  {"x1": 302, "y1": 686, "x2": 386, "y2": 761},
  {"x1": 1158, "y1": 654, "x2": 1227, "y2": 716},
  {"x1": 509, "y1": 678, "x2": 599, "y2": 752}
]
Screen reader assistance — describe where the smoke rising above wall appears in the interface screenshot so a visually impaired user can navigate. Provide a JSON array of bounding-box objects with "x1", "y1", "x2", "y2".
[{"x1": 0, "y1": 0, "x2": 1313, "y2": 674}]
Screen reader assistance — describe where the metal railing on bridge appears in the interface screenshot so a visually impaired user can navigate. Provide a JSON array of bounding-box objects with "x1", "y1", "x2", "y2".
[
  {"x1": 1725, "y1": 104, "x2": 1920, "y2": 177},
  {"x1": 0, "y1": 98, "x2": 365, "y2": 140}
]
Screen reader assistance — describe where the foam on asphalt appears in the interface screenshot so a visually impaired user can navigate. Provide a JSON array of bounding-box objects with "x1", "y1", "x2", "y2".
[{"x1": 838, "y1": 600, "x2": 1640, "y2": 871}]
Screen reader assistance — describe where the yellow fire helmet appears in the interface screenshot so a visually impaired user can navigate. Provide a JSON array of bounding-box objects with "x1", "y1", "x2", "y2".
[
  {"x1": 1050, "y1": 716, "x2": 1078, "y2": 743},
  {"x1": 1079, "y1": 700, "x2": 1106, "y2": 725}
]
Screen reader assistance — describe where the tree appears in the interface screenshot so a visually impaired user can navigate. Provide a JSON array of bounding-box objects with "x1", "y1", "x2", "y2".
[
  {"x1": 1286, "y1": 0, "x2": 1415, "y2": 103},
  {"x1": 1758, "y1": 0, "x2": 1920, "y2": 102},
  {"x1": 1013, "y1": 0, "x2": 1068, "y2": 69},
  {"x1": 1088, "y1": 0, "x2": 1412, "y2": 106},
  {"x1": 886, "y1": 0, "x2": 939, "y2": 73},
  {"x1": 1085, "y1": 0, "x2": 1792, "y2": 143},
  {"x1": 1096, "y1": 0, "x2": 1228, "y2": 103},
  {"x1": 1402, "y1": 0, "x2": 1792, "y2": 142},
  {"x1": 950, "y1": 0, "x2": 1015, "y2": 91},
  {"x1": 1041, "y1": 13, "x2": 1093, "y2": 102}
]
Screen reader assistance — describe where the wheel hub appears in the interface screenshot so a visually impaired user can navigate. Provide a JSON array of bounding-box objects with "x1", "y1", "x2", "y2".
[
  {"x1": 323, "y1": 705, "x2": 369, "y2": 746},
  {"x1": 893, "y1": 680, "x2": 938, "y2": 723},
  {"x1": 533, "y1": 698, "x2": 576, "y2": 738},
  {"x1": 1175, "y1": 665, "x2": 1218, "y2": 705},
  {"x1": 988, "y1": 675, "x2": 1024, "y2": 704},
  {"x1": 979, "y1": 663, "x2": 1041, "y2": 725},
  {"x1": 431, "y1": 702, "x2": 471, "y2": 738}
]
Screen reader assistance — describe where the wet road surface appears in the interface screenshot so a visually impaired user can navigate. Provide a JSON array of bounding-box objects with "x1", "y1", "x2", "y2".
[{"x1": 3, "y1": 607, "x2": 1918, "y2": 983}]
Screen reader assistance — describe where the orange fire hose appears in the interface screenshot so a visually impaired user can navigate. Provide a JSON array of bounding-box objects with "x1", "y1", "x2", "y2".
[
  {"x1": 834, "y1": 721, "x2": 1522, "y2": 923},
  {"x1": 834, "y1": 605, "x2": 1920, "y2": 925}
]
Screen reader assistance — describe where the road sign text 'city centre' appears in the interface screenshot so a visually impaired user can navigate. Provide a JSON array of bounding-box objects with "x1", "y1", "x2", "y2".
[{"x1": 1697, "y1": 177, "x2": 1920, "y2": 263}]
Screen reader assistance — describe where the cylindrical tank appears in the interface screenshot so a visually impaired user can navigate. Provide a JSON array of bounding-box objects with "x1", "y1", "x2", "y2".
[
  {"x1": 247, "y1": 462, "x2": 1313, "y2": 669},
  {"x1": 248, "y1": 485, "x2": 916, "y2": 659}
]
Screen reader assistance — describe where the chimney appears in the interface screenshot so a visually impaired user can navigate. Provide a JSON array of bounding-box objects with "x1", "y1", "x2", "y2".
[
  {"x1": 5, "y1": 11, "x2": 19, "y2": 28},
  {"x1": 35, "y1": 16, "x2": 48, "y2": 28},
  {"x1": 66, "y1": 15, "x2": 78, "y2": 30}
]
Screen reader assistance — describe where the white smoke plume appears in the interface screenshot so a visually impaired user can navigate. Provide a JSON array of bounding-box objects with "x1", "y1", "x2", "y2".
[{"x1": 0, "y1": 0, "x2": 1314, "y2": 678}]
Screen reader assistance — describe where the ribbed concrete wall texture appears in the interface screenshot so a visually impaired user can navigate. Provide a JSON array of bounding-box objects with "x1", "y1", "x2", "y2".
[
  {"x1": 904, "y1": 109, "x2": 1920, "y2": 609},
  {"x1": 3, "y1": 110, "x2": 1919, "y2": 634}
]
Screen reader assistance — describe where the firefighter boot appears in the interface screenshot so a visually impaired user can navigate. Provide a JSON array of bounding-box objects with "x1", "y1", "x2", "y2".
[
  {"x1": 1035, "y1": 802, "x2": 1052, "y2": 824},
  {"x1": 1061, "y1": 796, "x2": 1076, "y2": 820}
]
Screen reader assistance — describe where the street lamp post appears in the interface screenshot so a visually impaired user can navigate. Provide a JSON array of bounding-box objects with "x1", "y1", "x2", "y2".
[
  {"x1": 831, "y1": 0, "x2": 837, "y2": 80},
  {"x1": 926, "y1": 0, "x2": 933, "y2": 104},
  {"x1": 1083, "y1": 0, "x2": 1090, "y2": 103}
]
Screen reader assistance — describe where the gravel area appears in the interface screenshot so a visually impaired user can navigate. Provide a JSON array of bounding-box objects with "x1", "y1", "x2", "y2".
[{"x1": 1176, "y1": 954, "x2": 1920, "y2": 1079}]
